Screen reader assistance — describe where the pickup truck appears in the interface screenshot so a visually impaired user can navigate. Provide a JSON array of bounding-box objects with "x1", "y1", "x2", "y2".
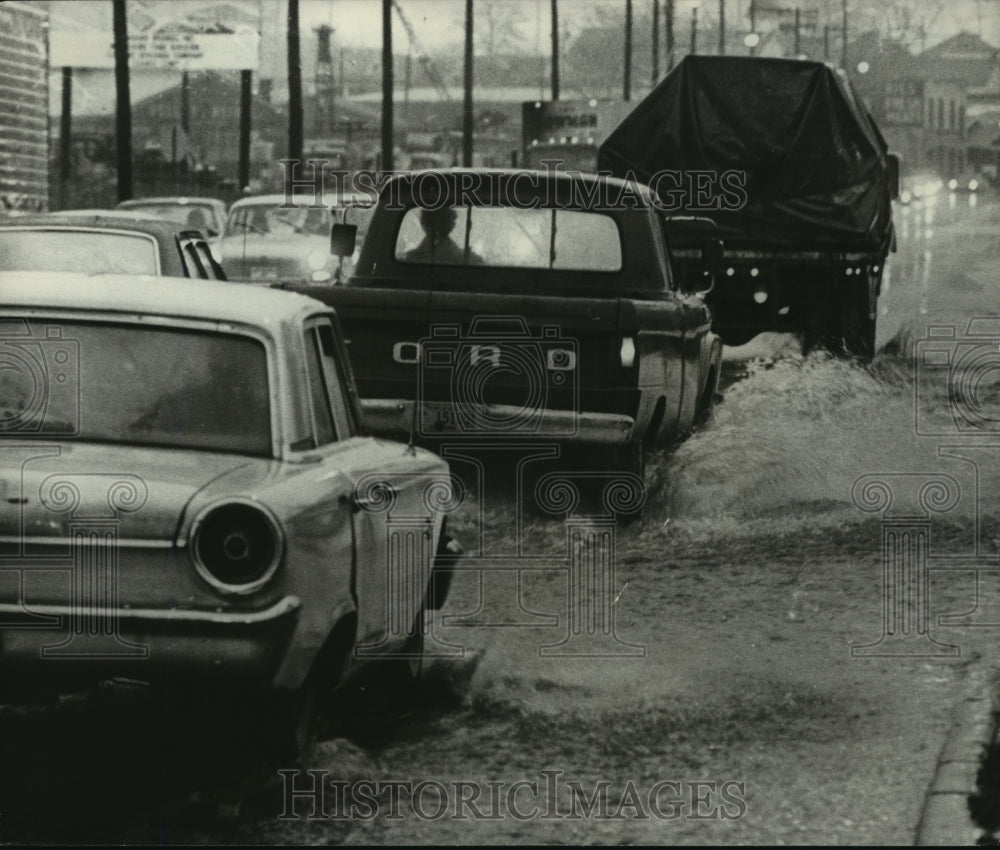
[
  {"x1": 599, "y1": 56, "x2": 898, "y2": 357},
  {"x1": 281, "y1": 169, "x2": 723, "y2": 480}
]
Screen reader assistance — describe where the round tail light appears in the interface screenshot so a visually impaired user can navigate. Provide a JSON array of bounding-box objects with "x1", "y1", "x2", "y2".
[{"x1": 191, "y1": 502, "x2": 283, "y2": 594}]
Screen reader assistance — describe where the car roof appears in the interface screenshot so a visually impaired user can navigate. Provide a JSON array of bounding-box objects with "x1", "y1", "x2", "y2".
[
  {"x1": 228, "y1": 192, "x2": 375, "y2": 209},
  {"x1": 0, "y1": 271, "x2": 330, "y2": 331},
  {"x1": 118, "y1": 196, "x2": 226, "y2": 208},
  {"x1": 376, "y1": 168, "x2": 657, "y2": 208},
  {"x1": 384, "y1": 167, "x2": 656, "y2": 197},
  {"x1": 0, "y1": 213, "x2": 202, "y2": 237}
]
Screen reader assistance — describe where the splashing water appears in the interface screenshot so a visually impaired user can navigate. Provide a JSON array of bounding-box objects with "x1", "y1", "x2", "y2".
[{"x1": 650, "y1": 351, "x2": 941, "y2": 523}]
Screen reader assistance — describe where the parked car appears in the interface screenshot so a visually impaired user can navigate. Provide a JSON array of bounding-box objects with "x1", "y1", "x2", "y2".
[
  {"x1": 218, "y1": 193, "x2": 375, "y2": 285},
  {"x1": 0, "y1": 271, "x2": 461, "y2": 758},
  {"x1": 115, "y1": 196, "x2": 228, "y2": 238},
  {"x1": 284, "y1": 169, "x2": 724, "y2": 481},
  {"x1": 0, "y1": 213, "x2": 225, "y2": 279},
  {"x1": 115, "y1": 196, "x2": 228, "y2": 259}
]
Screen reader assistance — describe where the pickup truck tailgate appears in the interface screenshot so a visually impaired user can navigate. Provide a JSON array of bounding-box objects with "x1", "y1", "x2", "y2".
[{"x1": 316, "y1": 285, "x2": 622, "y2": 417}]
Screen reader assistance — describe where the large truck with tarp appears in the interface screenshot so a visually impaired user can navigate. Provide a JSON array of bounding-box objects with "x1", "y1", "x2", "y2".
[
  {"x1": 598, "y1": 56, "x2": 898, "y2": 356},
  {"x1": 0, "y1": 2, "x2": 49, "y2": 213}
]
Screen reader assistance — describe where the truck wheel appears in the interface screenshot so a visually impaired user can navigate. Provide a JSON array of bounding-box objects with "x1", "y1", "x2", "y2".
[
  {"x1": 694, "y1": 366, "x2": 719, "y2": 428},
  {"x1": 840, "y1": 280, "x2": 876, "y2": 359}
]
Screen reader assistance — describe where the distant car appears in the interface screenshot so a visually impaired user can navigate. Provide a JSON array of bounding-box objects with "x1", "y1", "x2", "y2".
[
  {"x1": 946, "y1": 172, "x2": 985, "y2": 195},
  {"x1": 899, "y1": 171, "x2": 944, "y2": 205},
  {"x1": 0, "y1": 271, "x2": 462, "y2": 758},
  {"x1": 115, "y1": 196, "x2": 228, "y2": 238},
  {"x1": 219, "y1": 193, "x2": 376, "y2": 285},
  {"x1": 0, "y1": 213, "x2": 225, "y2": 279}
]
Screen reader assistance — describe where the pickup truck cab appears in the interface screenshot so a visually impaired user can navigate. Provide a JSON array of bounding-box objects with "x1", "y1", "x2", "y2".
[{"x1": 285, "y1": 169, "x2": 722, "y2": 479}]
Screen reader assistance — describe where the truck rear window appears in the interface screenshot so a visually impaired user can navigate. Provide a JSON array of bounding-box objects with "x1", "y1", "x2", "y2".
[{"x1": 394, "y1": 206, "x2": 622, "y2": 272}]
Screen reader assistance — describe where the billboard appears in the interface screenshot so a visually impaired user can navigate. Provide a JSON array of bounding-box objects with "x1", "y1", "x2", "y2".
[
  {"x1": 522, "y1": 100, "x2": 634, "y2": 150},
  {"x1": 0, "y1": 2, "x2": 49, "y2": 212},
  {"x1": 50, "y1": 0, "x2": 261, "y2": 71}
]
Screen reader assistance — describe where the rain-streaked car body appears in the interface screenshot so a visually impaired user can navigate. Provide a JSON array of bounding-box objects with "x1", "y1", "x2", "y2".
[
  {"x1": 0, "y1": 272, "x2": 461, "y2": 755},
  {"x1": 218, "y1": 193, "x2": 375, "y2": 285},
  {"x1": 0, "y1": 213, "x2": 225, "y2": 279}
]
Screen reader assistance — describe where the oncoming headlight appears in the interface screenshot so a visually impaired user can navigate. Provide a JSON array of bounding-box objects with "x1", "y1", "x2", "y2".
[{"x1": 191, "y1": 501, "x2": 284, "y2": 594}]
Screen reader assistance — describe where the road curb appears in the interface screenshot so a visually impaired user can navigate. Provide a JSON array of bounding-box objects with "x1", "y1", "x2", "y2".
[{"x1": 915, "y1": 666, "x2": 998, "y2": 846}]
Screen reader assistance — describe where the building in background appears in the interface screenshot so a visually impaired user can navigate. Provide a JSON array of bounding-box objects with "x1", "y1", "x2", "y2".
[{"x1": 1, "y1": 2, "x2": 49, "y2": 212}]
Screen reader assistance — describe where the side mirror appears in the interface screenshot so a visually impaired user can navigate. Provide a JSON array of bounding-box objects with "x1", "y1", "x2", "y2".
[
  {"x1": 330, "y1": 223, "x2": 357, "y2": 258},
  {"x1": 701, "y1": 239, "x2": 724, "y2": 275},
  {"x1": 887, "y1": 153, "x2": 900, "y2": 201}
]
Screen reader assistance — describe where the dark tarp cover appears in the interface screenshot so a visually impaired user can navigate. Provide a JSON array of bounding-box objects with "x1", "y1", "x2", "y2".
[{"x1": 597, "y1": 56, "x2": 894, "y2": 253}]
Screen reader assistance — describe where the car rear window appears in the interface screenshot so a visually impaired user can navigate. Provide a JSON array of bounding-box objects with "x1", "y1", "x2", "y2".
[
  {"x1": 393, "y1": 206, "x2": 622, "y2": 272},
  {"x1": 224, "y1": 204, "x2": 332, "y2": 239},
  {"x1": 0, "y1": 319, "x2": 271, "y2": 456},
  {"x1": 0, "y1": 230, "x2": 160, "y2": 275}
]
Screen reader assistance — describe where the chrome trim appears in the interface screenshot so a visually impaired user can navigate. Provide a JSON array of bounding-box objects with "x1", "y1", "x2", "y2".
[
  {"x1": 361, "y1": 399, "x2": 634, "y2": 445},
  {"x1": 0, "y1": 536, "x2": 175, "y2": 549},
  {"x1": 0, "y1": 595, "x2": 300, "y2": 626},
  {"x1": 189, "y1": 498, "x2": 285, "y2": 596}
]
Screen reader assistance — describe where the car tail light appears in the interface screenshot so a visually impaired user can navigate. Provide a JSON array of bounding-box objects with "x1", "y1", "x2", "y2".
[
  {"x1": 191, "y1": 502, "x2": 283, "y2": 594},
  {"x1": 620, "y1": 336, "x2": 636, "y2": 369}
]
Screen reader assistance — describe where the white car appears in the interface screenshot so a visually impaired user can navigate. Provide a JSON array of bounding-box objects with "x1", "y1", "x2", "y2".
[{"x1": 219, "y1": 193, "x2": 375, "y2": 285}]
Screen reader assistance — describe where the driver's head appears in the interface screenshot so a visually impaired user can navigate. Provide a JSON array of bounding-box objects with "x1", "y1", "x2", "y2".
[
  {"x1": 186, "y1": 207, "x2": 207, "y2": 227},
  {"x1": 419, "y1": 206, "x2": 457, "y2": 239}
]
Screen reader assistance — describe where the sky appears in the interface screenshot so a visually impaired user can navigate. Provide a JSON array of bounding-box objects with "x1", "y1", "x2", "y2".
[
  {"x1": 33, "y1": 0, "x2": 1000, "y2": 115},
  {"x1": 288, "y1": 0, "x2": 999, "y2": 53}
]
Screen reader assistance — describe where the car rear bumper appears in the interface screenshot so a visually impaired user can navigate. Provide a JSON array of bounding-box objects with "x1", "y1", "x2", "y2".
[
  {"x1": 0, "y1": 596, "x2": 301, "y2": 688},
  {"x1": 361, "y1": 399, "x2": 635, "y2": 445}
]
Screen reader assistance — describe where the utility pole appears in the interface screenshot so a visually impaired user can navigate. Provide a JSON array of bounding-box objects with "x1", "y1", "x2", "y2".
[
  {"x1": 112, "y1": 0, "x2": 132, "y2": 202},
  {"x1": 666, "y1": 0, "x2": 675, "y2": 69},
  {"x1": 749, "y1": 0, "x2": 757, "y2": 56},
  {"x1": 624, "y1": 0, "x2": 633, "y2": 101},
  {"x1": 691, "y1": 4, "x2": 698, "y2": 55},
  {"x1": 652, "y1": 0, "x2": 659, "y2": 82},
  {"x1": 381, "y1": 0, "x2": 393, "y2": 170},
  {"x1": 794, "y1": 7, "x2": 800, "y2": 56},
  {"x1": 59, "y1": 67, "x2": 72, "y2": 209},
  {"x1": 824, "y1": 24, "x2": 830, "y2": 60},
  {"x1": 287, "y1": 0, "x2": 303, "y2": 164},
  {"x1": 719, "y1": 0, "x2": 725, "y2": 55},
  {"x1": 842, "y1": 0, "x2": 848, "y2": 69},
  {"x1": 463, "y1": 0, "x2": 473, "y2": 167},
  {"x1": 238, "y1": 70, "x2": 252, "y2": 192},
  {"x1": 551, "y1": 0, "x2": 560, "y2": 100}
]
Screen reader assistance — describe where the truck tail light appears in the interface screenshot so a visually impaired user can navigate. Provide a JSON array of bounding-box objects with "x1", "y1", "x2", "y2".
[
  {"x1": 753, "y1": 285, "x2": 768, "y2": 304},
  {"x1": 191, "y1": 502, "x2": 283, "y2": 594},
  {"x1": 620, "y1": 336, "x2": 636, "y2": 368}
]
